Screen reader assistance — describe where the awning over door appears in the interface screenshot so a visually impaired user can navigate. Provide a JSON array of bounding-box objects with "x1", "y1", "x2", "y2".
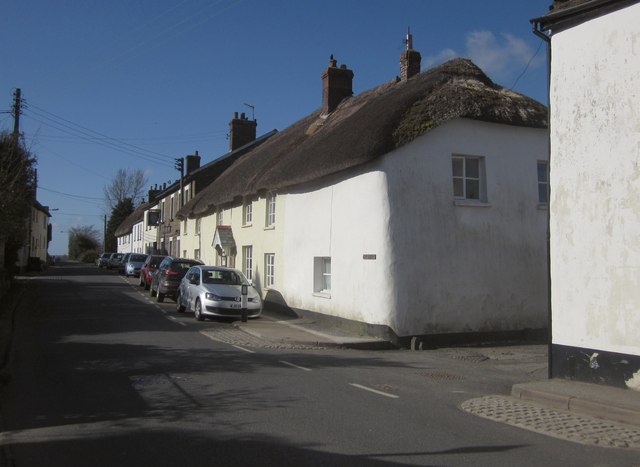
[{"x1": 212, "y1": 225, "x2": 236, "y2": 256}]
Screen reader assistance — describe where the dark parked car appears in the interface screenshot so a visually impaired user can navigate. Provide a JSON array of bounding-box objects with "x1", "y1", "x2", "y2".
[
  {"x1": 118, "y1": 253, "x2": 131, "y2": 274},
  {"x1": 139, "y1": 255, "x2": 166, "y2": 290},
  {"x1": 124, "y1": 253, "x2": 147, "y2": 277},
  {"x1": 150, "y1": 257, "x2": 203, "y2": 302},
  {"x1": 97, "y1": 252, "x2": 113, "y2": 268},
  {"x1": 108, "y1": 253, "x2": 124, "y2": 269}
]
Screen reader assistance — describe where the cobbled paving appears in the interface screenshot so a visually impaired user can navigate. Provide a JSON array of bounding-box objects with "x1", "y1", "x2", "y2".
[
  {"x1": 461, "y1": 395, "x2": 640, "y2": 450},
  {"x1": 200, "y1": 326, "x2": 330, "y2": 350}
]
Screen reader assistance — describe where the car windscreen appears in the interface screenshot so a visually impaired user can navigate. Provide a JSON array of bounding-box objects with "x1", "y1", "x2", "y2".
[{"x1": 202, "y1": 270, "x2": 243, "y2": 285}]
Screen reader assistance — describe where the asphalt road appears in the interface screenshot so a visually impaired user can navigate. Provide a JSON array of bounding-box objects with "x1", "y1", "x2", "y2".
[{"x1": 1, "y1": 263, "x2": 638, "y2": 466}]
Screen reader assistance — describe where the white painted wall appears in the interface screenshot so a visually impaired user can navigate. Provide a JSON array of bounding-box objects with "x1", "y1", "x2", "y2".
[
  {"x1": 181, "y1": 194, "x2": 286, "y2": 296},
  {"x1": 283, "y1": 171, "x2": 394, "y2": 325},
  {"x1": 549, "y1": 4, "x2": 640, "y2": 356},
  {"x1": 284, "y1": 119, "x2": 548, "y2": 336}
]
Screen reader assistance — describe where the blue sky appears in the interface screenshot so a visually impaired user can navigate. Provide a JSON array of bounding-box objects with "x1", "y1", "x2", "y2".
[{"x1": 1, "y1": 0, "x2": 551, "y2": 255}]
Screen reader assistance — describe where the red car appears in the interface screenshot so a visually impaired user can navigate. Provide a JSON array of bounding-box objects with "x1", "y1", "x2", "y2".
[{"x1": 139, "y1": 255, "x2": 166, "y2": 290}]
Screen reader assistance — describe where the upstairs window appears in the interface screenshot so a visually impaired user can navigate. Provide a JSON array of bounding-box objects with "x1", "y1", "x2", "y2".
[
  {"x1": 243, "y1": 199, "x2": 253, "y2": 226},
  {"x1": 217, "y1": 208, "x2": 224, "y2": 226},
  {"x1": 452, "y1": 155, "x2": 486, "y2": 201},
  {"x1": 266, "y1": 192, "x2": 276, "y2": 227}
]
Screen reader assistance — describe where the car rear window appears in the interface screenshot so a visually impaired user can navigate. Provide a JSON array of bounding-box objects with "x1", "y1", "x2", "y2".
[
  {"x1": 131, "y1": 254, "x2": 146, "y2": 262},
  {"x1": 170, "y1": 261, "x2": 199, "y2": 272}
]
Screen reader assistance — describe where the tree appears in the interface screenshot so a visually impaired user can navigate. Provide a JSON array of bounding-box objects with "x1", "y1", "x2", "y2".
[
  {"x1": 0, "y1": 132, "x2": 37, "y2": 274},
  {"x1": 103, "y1": 168, "x2": 148, "y2": 211},
  {"x1": 104, "y1": 198, "x2": 134, "y2": 252},
  {"x1": 68, "y1": 225, "x2": 101, "y2": 261}
]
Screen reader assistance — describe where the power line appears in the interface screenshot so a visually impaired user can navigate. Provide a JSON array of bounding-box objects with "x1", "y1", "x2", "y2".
[
  {"x1": 25, "y1": 102, "x2": 175, "y2": 163},
  {"x1": 22, "y1": 108, "x2": 175, "y2": 167},
  {"x1": 510, "y1": 40, "x2": 544, "y2": 91}
]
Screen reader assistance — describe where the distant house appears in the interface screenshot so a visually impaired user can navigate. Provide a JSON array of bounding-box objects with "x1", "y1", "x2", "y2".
[
  {"x1": 115, "y1": 202, "x2": 150, "y2": 254},
  {"x1": 532, "y1": 0, "x2": 640, "y2": 389},
  {"x1": 16, "y1": 200, "x2": 51, "y2": 271},
  {"x1": 141, "y1": 118, "x2": 276, "y2": 258},
  {"x1": 178, "y1": 39, "x2": 549, "y2": 346}
]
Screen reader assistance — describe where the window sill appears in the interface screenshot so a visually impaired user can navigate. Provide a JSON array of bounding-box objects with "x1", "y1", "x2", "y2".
[
  {"x1": 313, "y1": 292, "x2": 331, "y2": 299},
  {"x1": 264, "y1": 225, "x2": 275, "y2": 231},
  {"x1": 242, "y1": 223, "x2": 253, "y2": 228},
  {"x1": 453, "y1": 200, "x2": 491, "y2": 207}
]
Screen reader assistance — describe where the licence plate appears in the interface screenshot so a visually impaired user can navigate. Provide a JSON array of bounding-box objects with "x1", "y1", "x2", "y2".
[{"x1": 229, "y1": 303, "x2": 241, "y2": 309}]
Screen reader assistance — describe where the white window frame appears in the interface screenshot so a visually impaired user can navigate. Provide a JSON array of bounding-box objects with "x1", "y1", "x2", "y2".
[
  {"x1": 313, "y1": 257, "x2": 331, "y2": 296},
  {"x1": 194, "y1": 249, "x2": 200, "y2": 260},
  {"x1": 217, "y1": 208, "x2": 224, "y2": 226},
  {"x1": 537, "y1": 160, "x2": 549, "y2": 205},
  {"x1": 195, "y1": 218, "x2": 201, "y2": 235},
  {"x1": 265, "y1": 192, "x2": 276, "y2": 228},
  {"x1": 243, "y1": 245, "x2": 253, "y2": 281},
  {"x1": 243, "y1": 199, "x2": 253, "y2": 226},
  {"x1": 265, "y1": 253, "x2": 275, "y2": 288},
  {"x1": 170, "y1": 195, "x2": 175, "y2": 220},
  {"x1": 452, "y1": 155, "x2": 487, "y2": 203}
]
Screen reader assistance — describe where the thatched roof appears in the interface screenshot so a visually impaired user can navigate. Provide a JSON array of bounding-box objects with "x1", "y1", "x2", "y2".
[
  {"x1": 178, "y1": 58, "x2": 547, "y2": 220},
  {"x1": 115, "y1": 202, "x2": 150, "y2": 237}
]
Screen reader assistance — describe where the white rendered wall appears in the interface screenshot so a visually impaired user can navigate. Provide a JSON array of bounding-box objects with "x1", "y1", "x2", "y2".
[
  {"x1": 284, "y1": 119, "x2": 548, "y2": 336},
  {"x1": 550, "y1": 4, "x2": 640, "y2": 356},
  {"x1": 283, "y1": 171, "x2": 394, "y2": 325}
]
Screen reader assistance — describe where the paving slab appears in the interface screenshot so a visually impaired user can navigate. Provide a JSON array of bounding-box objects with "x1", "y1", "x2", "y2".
[
  {"x1": 512, "y1": 379, "x2": 640, "y2": 428},
  {"x1": 234, "y1": 312, "x2": 394, "y2": 349}
]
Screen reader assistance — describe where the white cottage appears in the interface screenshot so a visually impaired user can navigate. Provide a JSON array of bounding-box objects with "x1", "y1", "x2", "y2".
[
  {"x1": 532, "y1": 0, "x2": 640, "y2": 388},
  {"x1": 179, "y1": 48, "x2": 549, "y2": 347}
]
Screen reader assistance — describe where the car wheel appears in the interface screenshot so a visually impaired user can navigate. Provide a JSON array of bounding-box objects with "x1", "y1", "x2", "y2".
[
  {"x1": 150, "y1": 283, "x2": 156, "y2": 297},
  {"x1": 139, "y1": 275, "x2": 144, "y2": 287},
  {"x1": 157, "y1": 289, "x2": 164, "y2": 302},
  {"x1": 176, "y1": 293, "x2": 185, "y2": 313},
  {"x1": 144, "y1": 277, "x2": 150, "y2": 290},
  {"x1": 194, "y1": 299, "x2": 204, "y2": 321}
]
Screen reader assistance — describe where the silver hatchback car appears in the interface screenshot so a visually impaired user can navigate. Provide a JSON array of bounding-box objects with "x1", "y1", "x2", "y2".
[{"x1": 176, "y1": 266, "x2": 262, "y2": 320}]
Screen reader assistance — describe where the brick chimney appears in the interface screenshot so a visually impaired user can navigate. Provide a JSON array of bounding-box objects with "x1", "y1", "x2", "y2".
[
  {"x1": 400, "y1": 30, "x2": 421, "y2": 81},
  {"x1": 185, "y1": 150, "x2": 201, "y2": 175},
  {"x1": 229, "y1": 112, "x2": 257, "y2": 151},
  {"x1": 148, "y1": 184, "x2": 161, "y2": 203},
  {"x1": 321, "y1": 55, "x2": 354, "y2": 114}
]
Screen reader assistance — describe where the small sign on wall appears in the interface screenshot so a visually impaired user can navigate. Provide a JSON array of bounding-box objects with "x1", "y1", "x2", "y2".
[{"x1": 363, "y1": 254, "x2": 377, "y2": 260}]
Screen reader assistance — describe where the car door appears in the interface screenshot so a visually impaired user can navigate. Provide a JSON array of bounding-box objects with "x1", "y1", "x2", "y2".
[
  {"x1": 189, "y1": 268, "x2": 201, "y2": 311},
  {"x1": 183, "y1": 267, "x2": 197, "y2": 311}
]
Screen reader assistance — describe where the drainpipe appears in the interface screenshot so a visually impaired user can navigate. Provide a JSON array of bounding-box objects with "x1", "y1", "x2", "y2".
[{"x1": 532, "y1": 20, "x2": 553, "y2": 380}]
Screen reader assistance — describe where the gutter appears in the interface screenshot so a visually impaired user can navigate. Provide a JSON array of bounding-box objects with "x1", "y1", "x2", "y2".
[
  {"x1": 532, "y1": 0, "x2": 639, "y2": 33},
  {"x1": 531, "y1": 17, "x2": 552, "y2": 380}
]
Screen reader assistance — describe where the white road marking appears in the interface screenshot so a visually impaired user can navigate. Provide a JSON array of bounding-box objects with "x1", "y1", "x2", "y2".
[
  {"x1": 349, "y1": 383, "x2": 399, "y2": 399},
  {"x1": 279, "y1": 360, "x2": 312, "y2": 372},
  {"x1": 232, "y1": 345, "x2": 255, "y2": 353}
]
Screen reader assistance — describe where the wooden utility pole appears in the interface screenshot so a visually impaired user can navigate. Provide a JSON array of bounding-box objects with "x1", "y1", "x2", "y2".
[{"x1": 12, "y1": 88, "x2": 22, "y2": 143}]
